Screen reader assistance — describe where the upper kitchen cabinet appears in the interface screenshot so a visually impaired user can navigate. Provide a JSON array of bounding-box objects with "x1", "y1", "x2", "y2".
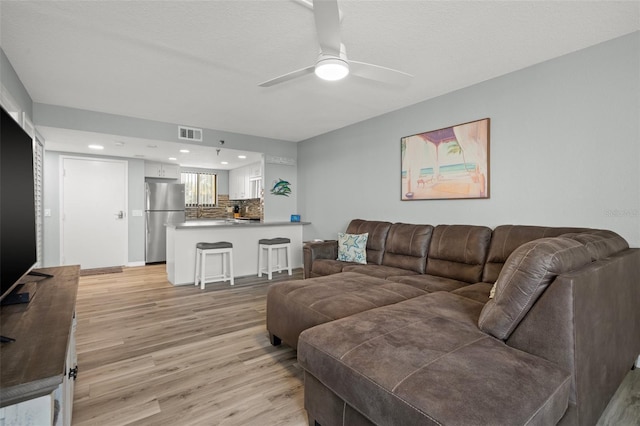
[
  {"x1": 249, "y1": 162, "x2": 262, "y2": 178},
  {"x1": 228, "y1": 167, "x2": 244, "y2": 200},
  {"x1": 144, "y1": 162, "x2": 180, "y2": 179},
  {"x1": 229, "y1": 162, "x2": 262, "y2": 200}
]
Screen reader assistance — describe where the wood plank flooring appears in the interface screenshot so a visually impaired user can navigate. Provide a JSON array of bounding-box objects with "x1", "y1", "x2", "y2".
[
  {"x1": 72, "y1": 264, "x2": 307, "y2": 426},
  {"x1": 597, "y1": 367, "x2": 640, "y2": 426},
  {"x1": 73, "y1": 264, "x2": 640, "y2": 426}
]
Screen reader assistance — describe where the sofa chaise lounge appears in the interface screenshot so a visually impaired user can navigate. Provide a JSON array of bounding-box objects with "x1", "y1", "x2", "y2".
[{"x1": 266, "y1": 220, "x2": 640, "y2": 425}]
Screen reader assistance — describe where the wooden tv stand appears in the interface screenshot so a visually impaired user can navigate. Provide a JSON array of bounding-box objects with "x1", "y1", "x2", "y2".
[{"x1": 0, "y1": 265, "x2": 79, "y2": 426}]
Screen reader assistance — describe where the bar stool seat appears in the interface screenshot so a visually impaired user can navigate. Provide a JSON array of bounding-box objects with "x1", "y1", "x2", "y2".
[
  {"x1": 258, "y1": 238, "x2": 292, "y2": 280},
  {"x1": 195, "y1": 241, "x2": 234, "y2": 289}
]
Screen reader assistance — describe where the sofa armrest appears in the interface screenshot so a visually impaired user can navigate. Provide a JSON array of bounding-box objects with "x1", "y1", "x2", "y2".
[{"x1": 303, "y1": 240, "x2": 337, "y2": 278}]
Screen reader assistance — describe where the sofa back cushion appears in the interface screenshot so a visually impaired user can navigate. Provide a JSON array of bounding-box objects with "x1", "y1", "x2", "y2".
[
  {"x1": 381, "y1": 223, "x2": 433, "y2": 274},
  {"x1": 426, "y1": 225, "x2": 493, "y2": 283},
  {"x1": 478, "y1": 237, "x2": 592, "y2": 340},
  {"x1": 345, "y1": 219, "x2": 392, "y2": 265},
  {"x1": 482, "y1": 225, "x2": 588, "y2": 283},
  {"x1": 561, "y1": 229, "x2": 629, "y2": 261}
]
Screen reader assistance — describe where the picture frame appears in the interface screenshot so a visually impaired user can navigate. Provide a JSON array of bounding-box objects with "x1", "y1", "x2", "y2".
[{"x1": 401, "y1": 118, "x2": 490, "y2": 200}]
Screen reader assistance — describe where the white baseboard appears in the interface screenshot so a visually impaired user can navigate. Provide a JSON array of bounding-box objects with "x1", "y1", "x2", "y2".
[
  {"x1": 127, "y1": 261, "x2": 146, "y2": 267},
  {"x1": 636, "y1": 355, "x2": 640, "y2": 369}
]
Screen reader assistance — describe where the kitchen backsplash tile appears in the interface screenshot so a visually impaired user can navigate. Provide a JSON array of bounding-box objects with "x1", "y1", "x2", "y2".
[{"x1": 185, "y1": 195, "x2": 263, "y2": 220}]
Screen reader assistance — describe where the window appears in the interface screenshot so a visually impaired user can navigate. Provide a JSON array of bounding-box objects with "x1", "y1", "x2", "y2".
[{"x1": 181, "y1": 172, "x2": 217, "y2": 207}]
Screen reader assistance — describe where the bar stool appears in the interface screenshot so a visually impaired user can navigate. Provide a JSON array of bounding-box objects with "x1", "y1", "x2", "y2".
[
  {"x1": 194, "y1": 241, "x2": 234, "y2": 289},
  {"x1": 258, "y1": 238, "x2": 292, "y2": 280}
]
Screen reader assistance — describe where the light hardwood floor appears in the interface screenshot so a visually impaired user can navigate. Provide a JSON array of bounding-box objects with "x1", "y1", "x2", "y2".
[
  {"x1": 73, "y1": 265, "x2": 639, "y2": 426},
  {"x1": 73, "y1": 264, "x2": 307, "y2": 426}
]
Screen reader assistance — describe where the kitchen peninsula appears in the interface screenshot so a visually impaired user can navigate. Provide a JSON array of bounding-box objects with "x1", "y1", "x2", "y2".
[{"x1": 165, "y1": 220, "x2": 310, "y2": 285}]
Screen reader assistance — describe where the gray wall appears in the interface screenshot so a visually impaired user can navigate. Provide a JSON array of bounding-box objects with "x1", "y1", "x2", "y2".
[
  {"x1": 34, "y1": 103, "x2": 296, "y2": 157},
  {"x1": 42, "y1": 155, "x2": 232, "y2": 268},
  {"x1": 298, "y1": 32, "x2": 640, "y2": 247},
  {"x1": 34, "y1": 103, "x2": 297, "y2": 221},
  {"x1": 264, "y1": 163, "x2": 298, "y2": 222},
  {"x1": 0, "y1": 48, "x2": 32, "y2": 118},
  {"x1": 0, "y1": 50, "x2": 298, "y2": 265},
  {"x1": 43, "y1": 151, "x2": 146, "y2": 266}
]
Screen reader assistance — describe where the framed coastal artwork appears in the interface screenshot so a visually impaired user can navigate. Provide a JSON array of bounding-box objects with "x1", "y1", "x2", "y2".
[{"x1": 401, "y1": 118, "x2": 490, "y2": 200}]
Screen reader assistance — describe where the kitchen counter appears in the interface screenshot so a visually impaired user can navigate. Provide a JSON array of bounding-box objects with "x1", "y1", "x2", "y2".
[
  {"x1": 165, "y1": 220, "x2": 310, "y2": 285},
  {"x1": 171, "y1": 219, "x2": 310, "y2": 229}
]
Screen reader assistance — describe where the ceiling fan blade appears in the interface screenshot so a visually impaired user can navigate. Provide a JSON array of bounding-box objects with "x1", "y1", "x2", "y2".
[
  {"x1": 258, "y1": 65, "x2": 315, "y2": 87},
  {"x1": 350, "y1": 60, "x2": 413, "y2": 85},
  {"x1": 313, "y1": 0, "x2": 342, "y2": 56}
]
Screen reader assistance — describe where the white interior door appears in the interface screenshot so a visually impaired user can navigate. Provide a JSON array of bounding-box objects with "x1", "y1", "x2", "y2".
[{"x1": 61, "y1": 157, "x2": 128, "y2": 269}]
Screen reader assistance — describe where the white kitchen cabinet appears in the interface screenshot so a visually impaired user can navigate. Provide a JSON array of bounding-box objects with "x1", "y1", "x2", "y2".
[
  {"x1": 229, "y1": 167, "x2": 245, "y2": 200},
  {"x1": 248, "y1": 162, "x2": 262, "y2": 178},
  {"x1": 144, "y1": 162, "x2": 180, "y2": 179},
  {"x1": 249, "y1": 176, "x2": 262, "y2": 199},
  {"x1": 229, "y1": 162, "x2": 262, "y2": 200}
]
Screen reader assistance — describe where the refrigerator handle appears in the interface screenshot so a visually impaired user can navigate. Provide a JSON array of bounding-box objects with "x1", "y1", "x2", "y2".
[{"x1": 145, "y1": 184, "x2": 150, "y2": 210}]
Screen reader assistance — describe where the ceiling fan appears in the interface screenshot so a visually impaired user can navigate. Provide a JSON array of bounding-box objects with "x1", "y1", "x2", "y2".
[{"x1": 258, "y1": 0, "x2": 413, "y2": 87}]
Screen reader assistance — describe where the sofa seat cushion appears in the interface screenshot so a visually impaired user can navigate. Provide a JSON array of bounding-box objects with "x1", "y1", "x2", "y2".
[
  {"x1": 266, "y1": 272, "x2": 426, "y2": 348},
  {"x1": 310, "y1": 258, "x2": 356, "y2": 276},
  {"x1": 451, "y1": 282, "x2": 493, "y2": 304},
  {"x1": 299, "y1": 292, "x2": 571, "y2": 426},
  {"x1": 388, "y1": 274, "x2": 469, "y2": 292},
  {"x1": 342, "y1": 264, "x2": 419, "y2": 279}
]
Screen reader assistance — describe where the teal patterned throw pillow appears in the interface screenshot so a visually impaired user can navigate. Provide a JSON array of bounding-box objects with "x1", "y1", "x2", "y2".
[{"x1": 337, "y1": 232, "x2": 368, "y2": 264}]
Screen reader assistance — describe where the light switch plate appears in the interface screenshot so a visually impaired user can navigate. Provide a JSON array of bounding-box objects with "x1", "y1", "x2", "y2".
[{"x1": 44, "y1": 209, "x2": 51, "y2": 217}]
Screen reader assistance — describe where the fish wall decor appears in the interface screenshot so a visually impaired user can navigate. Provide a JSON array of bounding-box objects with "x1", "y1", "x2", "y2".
[{"x1": 270, "y1": 179, "x2": 292, "y2": 197}]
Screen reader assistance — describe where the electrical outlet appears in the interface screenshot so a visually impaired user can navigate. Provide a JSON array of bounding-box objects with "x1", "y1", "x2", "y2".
[{"x1": 132, "y1": 210, "x2": 143, "y2": 217}]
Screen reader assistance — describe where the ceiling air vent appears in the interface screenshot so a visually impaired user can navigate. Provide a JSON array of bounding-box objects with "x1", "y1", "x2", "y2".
[{"x1": 178, "y1": 126, "x2": 203, "y2": 142}]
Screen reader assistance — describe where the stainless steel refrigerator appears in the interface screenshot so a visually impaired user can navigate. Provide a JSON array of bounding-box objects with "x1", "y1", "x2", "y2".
[{"x1": 145, "y1": 182, "x2": 185, "y2": 263}]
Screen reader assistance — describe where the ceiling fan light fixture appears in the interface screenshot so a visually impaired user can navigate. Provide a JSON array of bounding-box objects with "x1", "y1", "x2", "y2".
[{"x1": 315, "y1": 57, "x2": 349, "y2": 81}]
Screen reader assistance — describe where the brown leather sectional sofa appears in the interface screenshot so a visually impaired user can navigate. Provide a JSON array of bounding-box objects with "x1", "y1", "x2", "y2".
[{"x1": 266, "y1": 220, "x2": 640, "y2": 426}]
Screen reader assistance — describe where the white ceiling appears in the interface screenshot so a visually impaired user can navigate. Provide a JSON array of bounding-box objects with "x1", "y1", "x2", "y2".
[
  {"x1": 40, "y1": 126, "x2": 263, "y2": 170},
  {"x1": 1, "y1": 1, "x2": 638, "y2": 166}
]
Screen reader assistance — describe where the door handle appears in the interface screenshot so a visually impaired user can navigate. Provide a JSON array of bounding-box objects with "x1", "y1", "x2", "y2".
[{"x1": 115, "y1": 211, "x2": 125, "y2": 219}]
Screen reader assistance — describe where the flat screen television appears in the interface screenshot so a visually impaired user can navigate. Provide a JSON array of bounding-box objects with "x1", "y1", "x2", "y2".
[{"x1": 0, "y1": 105, "x2": 38, "y2": 304}]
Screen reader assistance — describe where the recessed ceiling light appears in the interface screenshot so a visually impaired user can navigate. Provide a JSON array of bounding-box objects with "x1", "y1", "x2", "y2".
[
  {"x1": 238, "y1": 155, "x2": 247, "y2": 159},
  {"x1": 180, "y1": 149, "x2": 190, "y2": 153},
  {"x1": 168, "y1": 157, "x2": 177, "y2": 161},
  {"x1": 147, "y1": 144, "x2": 157, "y2": 148},
  {"x1": 221, "y1": 161, "x2": 229, "y2": 165},
  {"x1": 88, "y1": 144, "x2": 104, "y2": 150},
  {"x1": 114, "y1": 142, "x2": 125, "y2": 147}
]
